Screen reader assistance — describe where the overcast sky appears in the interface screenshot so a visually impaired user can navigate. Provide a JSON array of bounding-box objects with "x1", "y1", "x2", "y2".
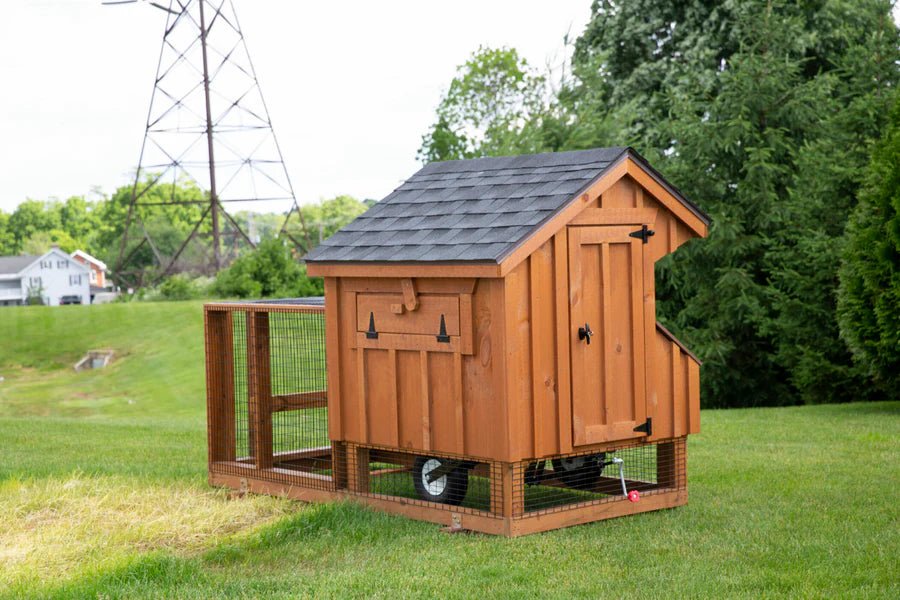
[{"x1": 0, "y1": 0, "x2": 592, "y2": 213}]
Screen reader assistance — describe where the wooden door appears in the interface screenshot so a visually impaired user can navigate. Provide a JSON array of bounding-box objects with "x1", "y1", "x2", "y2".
[{"x1": 568, "y1": 225, "x2": 648, "y2": 446}]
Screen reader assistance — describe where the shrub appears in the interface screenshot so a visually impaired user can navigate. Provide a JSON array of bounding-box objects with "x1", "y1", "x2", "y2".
[
  {"x1": 157, "y1": 274, "x2": 201, "y2": 301},
  {"x1": 213, "y1": 238, "x2": 323, "y2": 299}
]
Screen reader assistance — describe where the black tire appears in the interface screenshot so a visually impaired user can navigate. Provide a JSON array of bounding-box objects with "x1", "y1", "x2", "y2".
[
  {"x1": 412, "y1": 456, "x2": 469, "y2": 505},
  {"x1": 524, "y1": 460, "x2": 547, "y2": 485},
  {"x1": 551, "y1": 453, "x2": 606, "y2": 491}
]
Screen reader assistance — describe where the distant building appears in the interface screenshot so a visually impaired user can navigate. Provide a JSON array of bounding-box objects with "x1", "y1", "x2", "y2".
[
  {"x1": 0, "y1": 247, "x2": 91, "y2": 306},
  {"x1": 71, "y1": 249, "x2": 109, "y2": 289}
]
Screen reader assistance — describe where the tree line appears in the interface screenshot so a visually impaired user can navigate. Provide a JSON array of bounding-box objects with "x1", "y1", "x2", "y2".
[
  {"x1": 418, "y1": 0, "x2": 900, "y2": 406},
  {"x1": 0, "y1": 180, "x2": 368, "y2": 300}
]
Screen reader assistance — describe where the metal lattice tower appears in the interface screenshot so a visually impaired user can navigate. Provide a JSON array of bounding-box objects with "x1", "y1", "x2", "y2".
[{"x1": 109, "y1": 0, "x2": 311, "y2": 287}]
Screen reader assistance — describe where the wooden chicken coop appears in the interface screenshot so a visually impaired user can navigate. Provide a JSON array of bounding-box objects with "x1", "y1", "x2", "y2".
[{"x1": 204, "y1": 147, "x2": 709, "y2": 536}]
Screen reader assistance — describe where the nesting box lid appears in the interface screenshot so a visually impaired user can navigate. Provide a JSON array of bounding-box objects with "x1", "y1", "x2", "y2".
[{"x1": 306, "y1": 147, "x2": 709, "y2": 272}]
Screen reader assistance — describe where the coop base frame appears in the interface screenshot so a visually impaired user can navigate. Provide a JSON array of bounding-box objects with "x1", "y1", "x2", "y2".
[{"x1": 208, "y1": 438, "x2": 688, "y2": 537}]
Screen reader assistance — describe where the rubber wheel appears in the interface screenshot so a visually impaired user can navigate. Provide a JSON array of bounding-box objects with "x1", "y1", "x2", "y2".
[
  {"x1": 524, "y1": 460, "x2": 546, "y2": 485},
  {"x1": 551, "y1": 453, "x2": 606, "y2": 491},
  {"x1": 412, "y1": 456, "x2": 469, "y2": 505}
]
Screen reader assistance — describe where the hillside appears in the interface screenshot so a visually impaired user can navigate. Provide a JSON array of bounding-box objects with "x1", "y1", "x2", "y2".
[{"x1": 0, "y1": 302, "x2": 897, "y2": 598}]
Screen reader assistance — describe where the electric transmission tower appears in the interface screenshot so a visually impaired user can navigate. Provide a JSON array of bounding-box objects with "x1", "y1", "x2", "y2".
[{"x1": 106, "y1": 0, "x2": 312, "y2": 287}]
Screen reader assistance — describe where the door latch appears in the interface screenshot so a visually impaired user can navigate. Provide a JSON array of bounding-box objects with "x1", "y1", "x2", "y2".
[{"x1": 578, "y1": 323, "x2": 593, "y2": 344}]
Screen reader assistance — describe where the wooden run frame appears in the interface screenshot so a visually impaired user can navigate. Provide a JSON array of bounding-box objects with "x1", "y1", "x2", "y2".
[
  {"x1": 205, "y1": 302, "x2": 688, "y2": 537},
  {"x1": 207, "y1": 438, "x2": 688, "y2": 538}
]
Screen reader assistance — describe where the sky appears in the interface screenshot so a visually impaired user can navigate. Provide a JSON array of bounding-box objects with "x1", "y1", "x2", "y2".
[{"x1": 0, "y1": 0, "x2": 592, "y2": 213}]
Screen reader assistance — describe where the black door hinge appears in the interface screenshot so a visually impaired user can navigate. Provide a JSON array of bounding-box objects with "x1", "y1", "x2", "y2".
[
  {"x1": 365, "y1": 311, "x2": 378, "y2": 339},
  {"x1": 629, "y1": 224, "x2": 655, "y2": 244},
  {"x1": 633, "y1": 417, "x2": 652, "y2": 436},
  {"x1": 436, "y1": 314, "x2": 450, "y2": 343}
]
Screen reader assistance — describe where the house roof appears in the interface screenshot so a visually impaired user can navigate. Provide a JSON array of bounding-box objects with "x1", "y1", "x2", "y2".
[
  {"x1": 0, "y1": 249, "x2": 91, "y2": 277},
  {"x1": 71, "y1": 249, "x2": 108, "y2": 271},
  {"x1": 305, "y1": 147, "x2": 709, "y2": 265},
  {"x1": 0, "y1": 255, "x2": 38, "y2": 275}
]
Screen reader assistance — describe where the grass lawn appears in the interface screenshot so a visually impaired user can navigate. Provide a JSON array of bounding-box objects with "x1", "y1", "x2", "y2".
[{"x1": 0, "y1": 301, "x2": 897, "y2": 598}]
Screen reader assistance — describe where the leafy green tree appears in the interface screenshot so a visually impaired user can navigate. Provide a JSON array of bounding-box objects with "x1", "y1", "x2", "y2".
[
  {"x1": 7, "y1": 200, "x2": 62, "y2": 252},
  {"x1": 22, "y1": 229, "x2": 79, "y2": 255},
  {"x1": 213, "y1": 238, "x2": 322, "y2": 299},
  {"x1": 418, "y1": 1, "x2": 899, "y2": 406},
  {"x1": 837, "y1": 92, "x2": 900, "y2": 398},
  {"x1": 282, "y1": 195, "x2": 369, "y2": 252},
  {"x1": 0, "y1": 211, "x2": 14, "y2": 255},
  {"x1": 58, "y1": 196, "x2": 102, "y2": 250},
  {"x1": 93, "y1": 176, "x2": 208, "y2": 276},
  {"x1": 566, "y1": 0, "x2": 738, "y2": 152},
  {"x1": 418, "y1": 47, "x2": 549, "y2": 162}
]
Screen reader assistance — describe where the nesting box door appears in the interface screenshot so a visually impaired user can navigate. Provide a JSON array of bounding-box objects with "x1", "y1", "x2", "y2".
[{"x1": 568, "y1": 226, "x2": 648, "y2": 446}]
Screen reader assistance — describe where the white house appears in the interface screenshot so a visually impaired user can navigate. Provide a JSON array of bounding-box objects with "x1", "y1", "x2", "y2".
[{"x1": 0, "y1": 247, "x2": 92, "y2": 306}]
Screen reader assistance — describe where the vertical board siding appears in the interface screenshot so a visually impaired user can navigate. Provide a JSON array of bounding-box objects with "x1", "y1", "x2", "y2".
[
  {"x1": 339, "y1": 287, "x2": 361, "y2": 441},
  {"x1": 419, "y1": 350, "x2": 432, "y2": 450},
  {"x1": 553, "y1": 231, "x2": 573, "y2": 455},
  {"x1": 504, "y1": 261, "x2": 534, "y2": 458},
  {"x1": 529, "y1": 241, "x2": 559, "y2": 457},
  {"x1": 428, "y1": 351, "x2": 458, "y2": 453},
  {"x1": 395, "y1": 350, "x2": 423, "y2": 449},
  {"x1": 363, "y1": 348, "x2": 397, "y2": 447},
  {"x1": 655, "y1": 334, "x2": 674, "y2": 440},
  {"x1": 463, "y1": 280, "x2": 500, "y2": 458},
  {"x1": 324, "y1": 278, "x2": 342, "y2": 440},
  {"x1": 600, "y1": 175, "x2": 639, "y2": 209},
  {"x1": 647, "y1": 329, "x2": 701, "y2": 440},
  {"x1": 688, "y1": 360, "x2": 701, "y2": 434},
  {"x1": 672, "y1": 348, "x2": 685, "y2": 437}
]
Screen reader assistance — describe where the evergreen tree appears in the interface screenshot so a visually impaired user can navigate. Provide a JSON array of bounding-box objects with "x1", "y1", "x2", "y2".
[
  {"x1": 837, "y1": 92, "x2": 900, "y2": 398},
  {"x1": 415, "y1": 0, "x2": 900, "y2": 406}
]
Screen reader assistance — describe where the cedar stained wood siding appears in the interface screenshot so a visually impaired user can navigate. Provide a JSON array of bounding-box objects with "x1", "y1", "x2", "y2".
[
  {"x1": 325, "y1": 175, "x2": 701, "y2": 463},
  {"x1": 325, "y1": 277, "x2": 510, "y2": 461}
]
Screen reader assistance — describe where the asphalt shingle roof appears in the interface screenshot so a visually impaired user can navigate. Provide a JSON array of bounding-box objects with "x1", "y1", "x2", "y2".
[
  {"x1": 0, "y1": 255, "x2": 38, "y2": 275},
  {"x1": 306, "y1": 147, "x2": 706, "y2": 264}
]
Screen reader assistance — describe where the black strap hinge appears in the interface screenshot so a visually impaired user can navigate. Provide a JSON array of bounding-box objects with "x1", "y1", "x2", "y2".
[
  {"x1": 629, "y1": 224, "x2": 655, "y2": 243},
  {"x1": 365, "y1": 311, "x2": 378, "y2": 339},
  {"x1": 633, "y1": 417, "x2": 652, "y2": 436}
]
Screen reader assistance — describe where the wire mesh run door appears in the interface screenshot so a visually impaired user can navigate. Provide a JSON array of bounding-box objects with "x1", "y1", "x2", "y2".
[
  {"x1": 205, "y1": 302, "x2": 333, "y2": 488},
  {"x1": 568, "y1": 226, "x2": 648, "y2": 446}
]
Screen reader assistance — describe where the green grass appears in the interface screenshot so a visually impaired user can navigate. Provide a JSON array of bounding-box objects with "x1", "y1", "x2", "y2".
[{"x1": 0, "y1": 302, "x2": 898, "y2": 598}]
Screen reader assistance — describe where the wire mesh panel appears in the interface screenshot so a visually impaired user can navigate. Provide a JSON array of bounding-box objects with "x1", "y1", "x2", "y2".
[
  {"x1": 513, "y1": 438, "x2": 686, "y2": 516},
  {"x1": 205, "y1": 300, "x2": 691, "y2": 534},
  {"x1": 204, "y1": 300, "x2": 334, "y2": 492},
  {"x1": 349, "y1": 445, "x2": 503, "y2": 519}
]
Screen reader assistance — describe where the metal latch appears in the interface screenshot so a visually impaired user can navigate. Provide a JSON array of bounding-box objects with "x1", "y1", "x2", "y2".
[
  {"x1": 610, "y1": 456, "x2": 640, "y2": 503},
  {"x1": 578, "y1": 322, "x2": 593, "y2": 344}
]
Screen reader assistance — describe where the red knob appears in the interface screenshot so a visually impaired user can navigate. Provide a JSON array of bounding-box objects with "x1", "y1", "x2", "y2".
[{"x1": 628, "y1": 490, "x2": 640, "y2": 503}]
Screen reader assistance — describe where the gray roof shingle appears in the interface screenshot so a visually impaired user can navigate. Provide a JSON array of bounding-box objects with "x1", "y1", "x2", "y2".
[
  {"x1": 306, "y1": 147, "x2": 708, "y2": 264},
  {"x1": 0, "y1": 255, "x2": 38, "y2": 275}
]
